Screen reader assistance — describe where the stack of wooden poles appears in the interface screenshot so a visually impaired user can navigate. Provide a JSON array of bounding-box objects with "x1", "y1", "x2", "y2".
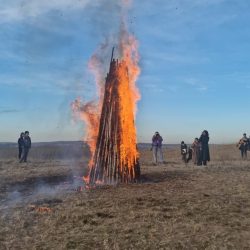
[{"x1": 89, "y1": 50, "x2": 140, "y2": 184}]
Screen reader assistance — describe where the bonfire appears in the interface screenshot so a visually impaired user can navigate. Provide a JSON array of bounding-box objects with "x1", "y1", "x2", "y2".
[
  {"x1": 88, "y1": 48, "x2": 140, "y2": 184},
  {"x1": 71, "y1": 2, "x2": 141, "y2": 186}
]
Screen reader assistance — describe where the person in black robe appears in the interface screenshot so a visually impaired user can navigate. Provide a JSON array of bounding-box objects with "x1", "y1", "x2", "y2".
[
  {"x1": 198, "y1": 130, "x2": 210, "y2": 166},
  {"x1": 18, "y1": 132, "x2": 24, "y2": 159}
]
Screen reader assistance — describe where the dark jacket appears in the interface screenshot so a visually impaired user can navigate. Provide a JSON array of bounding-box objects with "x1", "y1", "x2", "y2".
[
  {"x1": 181, "y1": 143, "x2": 187, "y2": 155},
  {"x1": 18, "y1": 137, "x2": 24, "y2": 148},
  {"x1": 24, "y1": 136, "x2": 31, "y2": 148},
  {"x1": 199, "y1": 134, "x2": 210, "y2": 162}
]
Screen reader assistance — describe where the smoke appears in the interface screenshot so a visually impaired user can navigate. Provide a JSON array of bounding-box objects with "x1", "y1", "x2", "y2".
[
  {"x1": 0, "y1": 174, "x2": 87, "y2": 213},
  {"x1": 71, "y1": 1, "x2": 137, "y2": 127}
]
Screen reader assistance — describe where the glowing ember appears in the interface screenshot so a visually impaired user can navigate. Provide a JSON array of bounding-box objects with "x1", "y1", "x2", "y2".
[{"x1": 28, "y1": 205, "x2": 52, "y2": 213}]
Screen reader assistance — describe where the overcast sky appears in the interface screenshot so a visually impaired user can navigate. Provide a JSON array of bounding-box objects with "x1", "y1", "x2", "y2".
[{"x1": 1, "y1": 0, "x2": 250, "y2": 143}]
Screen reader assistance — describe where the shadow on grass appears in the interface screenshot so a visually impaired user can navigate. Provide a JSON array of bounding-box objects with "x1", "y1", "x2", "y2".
[{"x1": 140, "y1": 169, "x2": 191, "y2": 184}]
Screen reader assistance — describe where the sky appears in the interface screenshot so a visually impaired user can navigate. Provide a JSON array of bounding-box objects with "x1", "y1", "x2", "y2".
[{"x1": 0, "y1": 0, "x2": 250, "y2": 144}]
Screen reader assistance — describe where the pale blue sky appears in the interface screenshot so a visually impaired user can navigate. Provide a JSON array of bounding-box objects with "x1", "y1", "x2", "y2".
[{"x1": 0, "y1": 0, "x2": 250, "y2": 143}]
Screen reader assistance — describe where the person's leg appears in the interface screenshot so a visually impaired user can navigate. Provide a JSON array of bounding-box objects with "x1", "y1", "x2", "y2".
[
  {"x1": 241, "y1": 149, "x2": 244, "y2": 159},
  {"x1": 23, "y1": 148, "x2": 28, "y2": 162},
  {"x1": 197, "y1": 150, "x2": 202, "y2": 166},
  {"x1": 19, "y1": 150, "x2": 25, "y2": 163},
  {"x1": 153, "y1": 146, "x2": 157, "y2": 164},
  {"x1": 158, "y1": 147, "x2": 163, "y2": 163},
  {"x1": 18, "y1": 147, "x2": 22, "y2": 159},
  {"x1": 155, "y1": 147, "x2": 159, "y2": 163},
  {"x1": 182, "y1": 154, "x2": 187, "y2": 163},
  {"x1": 186, "y1": 150, "x2": 192, "y2": 163}
]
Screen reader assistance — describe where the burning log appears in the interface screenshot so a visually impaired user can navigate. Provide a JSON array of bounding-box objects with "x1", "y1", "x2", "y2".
[{"x1": 89, "y1": 48, "x2": 140, "y2": 185}]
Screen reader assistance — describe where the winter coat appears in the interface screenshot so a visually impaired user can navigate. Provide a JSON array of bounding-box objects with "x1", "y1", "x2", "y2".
[
  {"x1": 18, "y1": 137, "x2": 24, "y2": 148},
  {"x1": 23, "y1": 136, "x2": 31, "y2": 149},
  {"x1": 152, "y1": 135, "x2": 163, "y2": 147},
  {"x1": 181, "y1": 143, "x2": 187, "y2": 155},
  {"x1": 198, "y1": 134, "x2": 210, "y2": 162},
  {"x1": 191, "y1": 141, "x2": 200, "y2": 164}
]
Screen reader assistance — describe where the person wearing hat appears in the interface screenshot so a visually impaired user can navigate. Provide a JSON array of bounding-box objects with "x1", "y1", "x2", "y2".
[
  {"x1": 237, "y1": 133, "x2": 249, "y2": 159},
  {"x1": 151, "y1": 131, "x2": 163, "y2": 164},
  {"x1": 20, "y1": 131, "x2": 31, "y2": 163}
]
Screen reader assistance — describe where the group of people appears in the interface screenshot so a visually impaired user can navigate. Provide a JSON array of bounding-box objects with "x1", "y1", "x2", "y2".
[
  {"x1": 237, "y1": 133, "x2": 250, "y2": 159},
  {"x1": 18, "y1": 131, "x2": 31, "y2": 163},
  {"x1": 151, "y1": 130, "x2": 210, "y2": 166},
  {"x1": 181, "y1": 130, "x2": 210, "y2": 166}
]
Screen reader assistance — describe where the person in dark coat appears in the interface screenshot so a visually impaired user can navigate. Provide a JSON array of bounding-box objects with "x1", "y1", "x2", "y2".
[
  {"x1": 20, "y1": 131, "x2": 31, "y2": 163},
  {"x1": 180, "y1": 141, "x2": 188, "y2": 163},
  {"x1": 18, "y1": 132, "x2": 25, "y2": 159},
  {"x1": 198, "y1": 130, "x2": 210, "y2": 166}
]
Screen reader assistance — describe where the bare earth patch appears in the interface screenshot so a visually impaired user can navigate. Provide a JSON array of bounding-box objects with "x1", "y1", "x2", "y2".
[{"x1": 1, "y1": 144, "x2": 250, "y2": 249}]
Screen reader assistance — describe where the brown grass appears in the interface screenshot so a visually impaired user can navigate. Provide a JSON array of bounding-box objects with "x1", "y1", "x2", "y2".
[{"x1": 1, "y1": 144, "x2": 250, "y2": 249}]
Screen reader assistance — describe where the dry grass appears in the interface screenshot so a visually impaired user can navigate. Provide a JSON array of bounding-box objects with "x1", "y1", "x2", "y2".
[{"x1": 1, "y1": 143, "x2": 250, "y2": 249}]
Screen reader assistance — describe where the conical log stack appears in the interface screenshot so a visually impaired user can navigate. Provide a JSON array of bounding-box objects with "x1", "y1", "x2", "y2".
[{"x1": 89, "y1": 54, "x2": 140, "y2": 184}]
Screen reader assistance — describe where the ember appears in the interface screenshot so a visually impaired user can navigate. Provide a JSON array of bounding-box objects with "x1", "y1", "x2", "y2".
[{"x1": 28, "y1": 205, "x2": 52, "y2": 213}]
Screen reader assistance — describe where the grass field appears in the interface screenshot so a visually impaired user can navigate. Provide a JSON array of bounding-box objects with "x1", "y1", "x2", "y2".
[{"x1": 1, "y1": 143, "x2": 250, "y2": 249}]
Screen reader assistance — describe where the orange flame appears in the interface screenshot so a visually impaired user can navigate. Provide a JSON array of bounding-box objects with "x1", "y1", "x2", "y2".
[
  {"x1": 72, "y1": 0, "x2": 140, "y2": 184},
  {"x1": 71, "y1": 98, "x2": 100, "y2": 159},
  {"x1": 114, "y1": 23, "x2": 140, "y2": 182}
]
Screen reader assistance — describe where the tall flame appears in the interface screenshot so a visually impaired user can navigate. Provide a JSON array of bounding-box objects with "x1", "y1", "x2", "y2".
[
  {"x1": 72, "y1": 1, "x2": 140, "y2": 184},
  {"x1": 115, "y1": 25, "x2": 140, "y2": 179}
]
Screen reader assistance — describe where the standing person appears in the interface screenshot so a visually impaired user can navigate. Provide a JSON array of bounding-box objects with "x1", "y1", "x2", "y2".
[
  {"x1": 237, "y1": 133, "x2": 249, "y2": 159},
  {"x1": 18, "y1": 132, "x2": 24, "y2": 159},
  {"x1": 191, "y1": 138, "x2": 200, "y2": 165},
  {"x1": 20, "y1": 131, "x2": 31, "y2": 163},
  {"x1": 151, "y1": 132, "x2": 163, "y2": 164},
  {"x1": 198, "y1": 130, "x2": 210, "y2": 166},
  {"x1": 180, "y1": 141, "x2": 188, "y2": 163}
]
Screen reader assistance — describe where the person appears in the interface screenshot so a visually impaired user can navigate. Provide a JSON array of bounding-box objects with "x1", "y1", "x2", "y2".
[
  {"x1": 191, "y1": 138, "x2": 200, "y2": 165},
  {"x1": 180, "y1": 141, "x2": 188, "y2": 163},
  {"x1": 237, "y1": 133, "x2": 249, "y2": 159},
  {"x1": 198, "y1": 130, "x2": 210, "y2": 166},
  {"x1": 151, "y1": 132, "x2": 163, "y2": 164},
  {"x1": 18, "y1": 132, "x2": 25, "y2": 159},
  {"x1": 20, "y1": 131, "x2": 31, "y2": 163}
]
